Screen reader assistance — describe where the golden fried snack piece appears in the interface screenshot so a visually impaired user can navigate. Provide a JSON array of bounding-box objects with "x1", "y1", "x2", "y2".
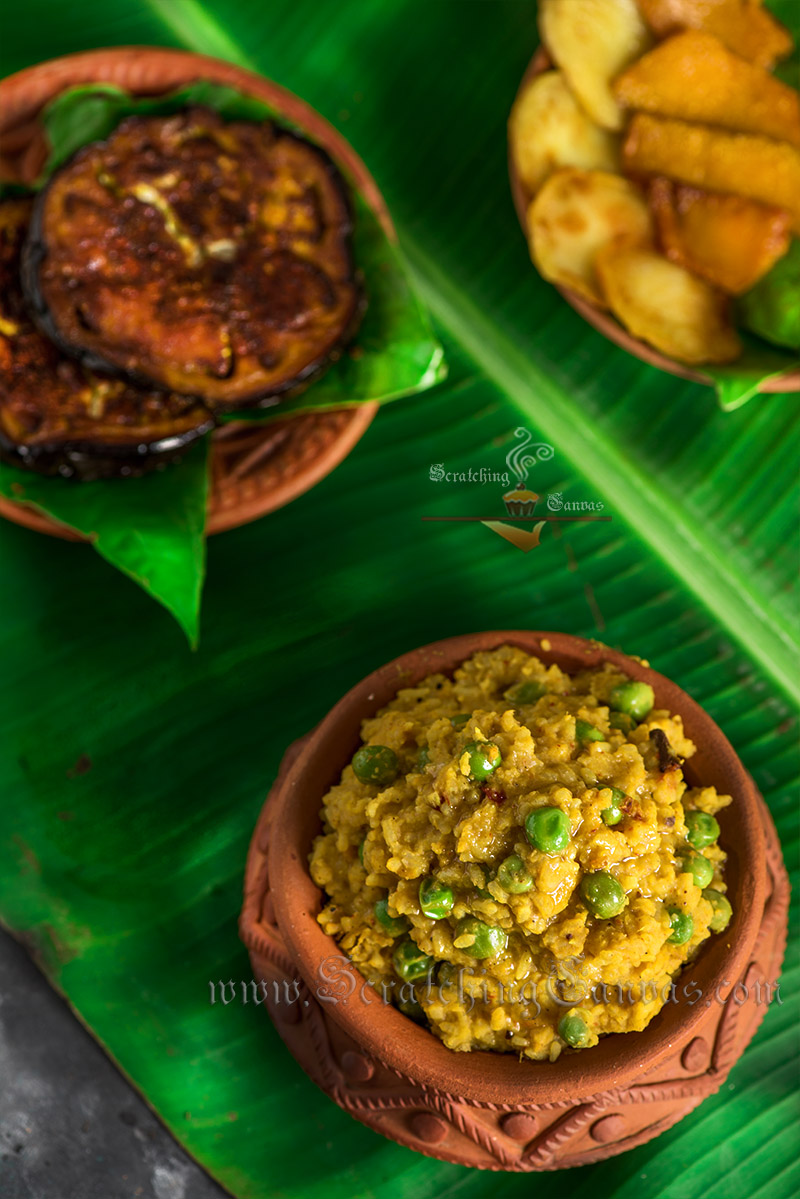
[
  {"x1": 0, "y1": 199, "x2": 213, "y2": 480},
  {"x1": 24, "y1": 109, "x2": 363, "y2": 411},
  {"x1": 649, "y1": 178, "x2": 792, "y2": 294},
  {"x1": 623, "y1": 113, "x2": 800, "y2": 233},
  {"x1": 509, "y1": 71, "x2": 620, "y2": 195},
  {"x1": 595, "y1": 244, "x2": 741, "y2": 363},
  {"x1": 636, "y1": 0, "x2": 793, "y2": 69},
  {"x1": 539, "y1": 0, "x2": 653, "y2": 131},
  {"x1": 529, "y1": 167, "x2": 653, "y2": 304},
  {"x1": 615, "y1": 31, "x2": 800, "y2": 149}
]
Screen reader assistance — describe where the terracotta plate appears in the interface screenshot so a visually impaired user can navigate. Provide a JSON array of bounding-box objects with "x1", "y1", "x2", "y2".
[{"x1": 0, "y1": 47, "x2": 389, "y2": 540}]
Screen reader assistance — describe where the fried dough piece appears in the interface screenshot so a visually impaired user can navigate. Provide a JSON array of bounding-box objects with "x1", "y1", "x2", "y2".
[
  {"x1": 649, "y1": 178, "x2": 791, "y2": 294},
  {"x1": 635, "y1": 0, "x2": 793, "y2": 69},
  {"x1": 623, "y1": 114, "x2": 800, "y2": 232},
  {"x1": 615, "y1": 31, "x2": 800, "y2": 148}
]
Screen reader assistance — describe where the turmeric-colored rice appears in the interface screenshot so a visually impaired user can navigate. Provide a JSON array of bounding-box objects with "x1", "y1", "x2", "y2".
[{"x1": 310, "y1": 645, "x2": 731, "y2": 1059}]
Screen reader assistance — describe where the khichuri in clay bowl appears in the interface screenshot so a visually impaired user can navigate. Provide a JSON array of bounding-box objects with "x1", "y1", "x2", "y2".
[
  {"x1": 309, "y1": 643, "x2": 732, "y2": 1060},
  {"x1": 241, "y1": 632, "x2": 788, "y2": 1170}
]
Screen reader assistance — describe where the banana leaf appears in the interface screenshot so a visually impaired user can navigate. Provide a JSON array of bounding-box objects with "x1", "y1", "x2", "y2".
[
  {"x1": 738, "y1": 241, "x2": 800, "y2": 355},
  {"x1": 0, "y1": 4, "x2": 798, "y2": 1199},
  {"x1": 0, "y1": 80, "x2": 445, "y2": 642},
  {"x1": 0, "y1": 438, "x2": 209, "y2": 647},
  {"x1": 704, "y1": 335, "x2": 799, "y2": 412},
  {"x1": 705, "y1": 241, "x2": 800, "y2": 410}
]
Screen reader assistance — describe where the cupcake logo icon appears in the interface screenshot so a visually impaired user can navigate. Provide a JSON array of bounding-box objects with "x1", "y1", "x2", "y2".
[{"x1": 503, "y1": 429, "x2": 553, "y2": 516}]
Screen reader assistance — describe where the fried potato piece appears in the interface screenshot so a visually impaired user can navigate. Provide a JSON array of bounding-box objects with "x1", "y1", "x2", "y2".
[
  {"x1": 539, "y1": 0, "x2": 652, "y2": 130},
  {"x1": 509, "y1": 71, "x2": 620, "y2": 195},
  {"x1": 615, "y1": 31, "x2": 800, "y2": 149},
  {"x1": 623, "y1": 114, "x2": 800, "y2": 233},
  {"x1": 649, "y1": 178, "x2": 792, "y2": 294},
  {"x1": 595, "y1": 245, "x2": 741, "y2": 363},
  {"x1": 636, "y1": 0, "x2": 793, "y2": 70},
  {"x1": 529, "y1": 168, "x2": 654, "y2": 304}
]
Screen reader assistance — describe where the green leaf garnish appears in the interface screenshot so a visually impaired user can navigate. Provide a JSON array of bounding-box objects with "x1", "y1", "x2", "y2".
[{"x1": 0, "y1": 439, "x2": 209, "y2": 647}]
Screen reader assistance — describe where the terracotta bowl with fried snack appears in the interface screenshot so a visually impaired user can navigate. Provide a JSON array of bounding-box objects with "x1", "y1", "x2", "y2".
[
  {"x1": 241, "y1": 630, "x2": 789, "y2": 1171},
  {"x1": 509, "y1": 49, "x2": 800, "y2": 395},
  {"x1": 0, "y1": 47, "x2": 386, "y2": 539}
]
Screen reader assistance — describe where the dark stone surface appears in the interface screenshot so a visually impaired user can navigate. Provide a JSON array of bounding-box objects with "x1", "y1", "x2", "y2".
[{"x1": 0, "y1": 928, "x2": 229, "y2": 1199}]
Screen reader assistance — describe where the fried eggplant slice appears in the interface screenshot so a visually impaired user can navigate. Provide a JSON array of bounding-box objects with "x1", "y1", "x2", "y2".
[
  {"x1": 635, "y1": 0, "x2": 793, "y2": 70},
  {"x1": 595, "y1": 244, "x2": 741, "y2": 363},
  {"x1": 509, "y1": 71, "x2": 621, "y2": 195},
  {"x1": 540, "y1": 0, "x2": 653, "y2": 131},
  {"x1": 615, "y1": 31, "x2": 800, "y2": 149},
  {"x1": 23, "y1": 109, "x2": 363, "y2": 411},
  {"x1": 0, "y1": 198, "x2": 213, "y2": 480},
  {"x1": 649, "y1": 178, "x2": 792, "y2": 294},
  {"x1": 529, "y1": 167, "x2": 654, "y2": 305},
  {"x1": 623, "y1": 114, "x2": 800, "y2": 233}
]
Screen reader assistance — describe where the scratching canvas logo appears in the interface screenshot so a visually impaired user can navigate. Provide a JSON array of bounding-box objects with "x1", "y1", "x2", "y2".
[{"x1": 426, "y1": 428, "x2": 608, "y2": 551}]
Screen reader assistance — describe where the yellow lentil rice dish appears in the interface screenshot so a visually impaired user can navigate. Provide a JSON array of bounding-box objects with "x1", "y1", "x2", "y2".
[{"x1": 310, "y1": 645, "x2": 732, "y2": 1060}]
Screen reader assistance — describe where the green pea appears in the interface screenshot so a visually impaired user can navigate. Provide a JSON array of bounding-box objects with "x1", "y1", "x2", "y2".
[
  {"x1": 558, "y1": 1012, "x2": 590, "y2": 1048},
  {"x1": 352, "y1": 745, "x2": 399, "y2": 786},
  {"x1": 609, "y1": 680, "x2": 655, "y2": 720},
  {"x1": 504, "y1": 681, "x2": 545, "y2": 705},
  {"x1": 678, "y1": 851, "x2": 714, "y2": 889},
  {"x1": 416, "y1": 746, "x2": 430, "y2": 770},
  {"x1": 703, "y1": 889, "x2": 733, "y2": 933},
  {"x1": 580, "y1": 871, "x2": 626, "y2": 919},
  {"x1": 685, "y1": 810, "x2": 720, "y2": 850},
  {"x1": 419, "y1": 876, "x2": 454, "y2": 920},
  {"x1": 525, "y1": 806, "x2": 570, "y2": 853},
  {"x1": 609, "y1": 712, "x2": 636, "y2": 733},
  {"x1": 397, "y1": 994, "x2": 426, "y2": 1022},
  {"x1": 455, "y1": 916, "x2": 508, "y2": 959},
  {"x1": 374, "y1": 897, "x2": 409, "y2": 936},
  {"x1": 667, "y1": 907, "x2": 694, "y2": 945},
  {"x1": 464, "y1": 741, "x2": 502, "y2": 781},
  {"x1": 393, "y1": 940, "x2": 435, "y2": 981},
  {"x1": 576, "y1": 719, "x2": 604, "y2": 744},
  {"x1": 496, "y1": 854, "x2": 534, "y2": 894},
  {"x1": 450, "y1": 713, "x2": 470, "y2": 728},
  {"x1": 600, "y1": 787, "x2": 626, "y2": 826},
  {"x1": 436, "y1": 961, "x2": 460, "y2": 987}
]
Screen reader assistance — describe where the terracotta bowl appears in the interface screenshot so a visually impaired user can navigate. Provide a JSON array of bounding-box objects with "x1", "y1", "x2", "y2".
[
  {"x1": 241, "y1": 630, "x2": 789, "y2": 1170},
  {"x1": 509, "y1": 49, "x2": 800, "y2": 395},
  {"x1": 0, "y1": 47, "x2": 387, "y2": 540}
]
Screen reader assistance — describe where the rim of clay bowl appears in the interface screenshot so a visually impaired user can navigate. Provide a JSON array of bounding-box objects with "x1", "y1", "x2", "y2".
[
  {"x1": 267, "y1": 630, "x2": 766, "y2": 1108},
  {"x1": 0, "y1": 47, "x2": 388, "y2": 539},
  {"x1": 508, "y1": 48, "x2": 800, "y2": 395}
]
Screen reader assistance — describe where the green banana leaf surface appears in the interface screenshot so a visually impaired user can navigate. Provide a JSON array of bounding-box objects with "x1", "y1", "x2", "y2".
[{"x1": 0, "y1": 3, "x2": 798, "y2": 1199}]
